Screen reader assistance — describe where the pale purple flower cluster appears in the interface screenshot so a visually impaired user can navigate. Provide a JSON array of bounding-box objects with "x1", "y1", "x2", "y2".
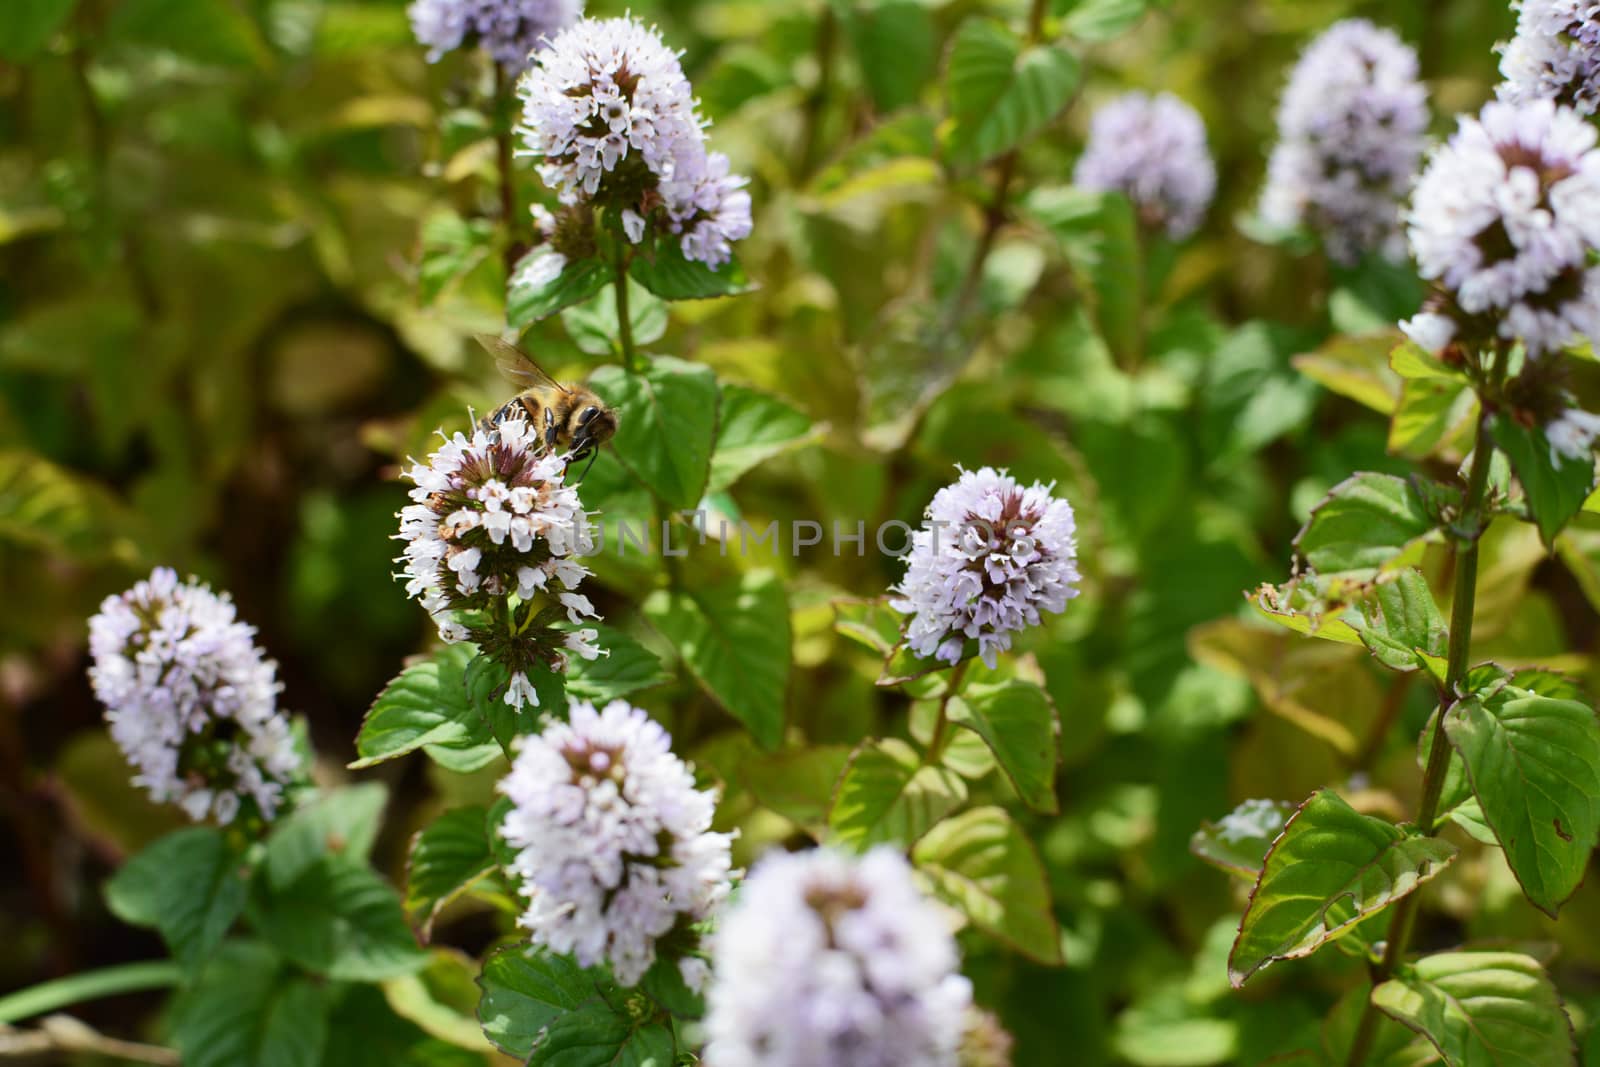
[
  {"x1": 1259, "y1": 19, "x2": 1429, "y2": 264},
  {"x1": 891, "y1": 467, "x2": 1080, "y2": 669},
  {"x1": 1546, "y1": 404, "x2": 1600, "y2": 465},
  {"x1": 87, "y1": 568, "x2": 300, "y2": 825},
  {"x1": 1073, "y1": 91, "x2": 1216, "y2": 239},
  {"x1": 497, "y1": 699, "x2": 733, "y2": 987},
  {"x1": 1403, "y1": 99, "x2": 1600, "y2": 359},
  {"x1": 703, "y1": 847, "x2": 973, "y2": 1067},
  {"x1": 1499, "y1": 0, "x2": 1600, "y2": 115},
  {"x1": 396, "y1": 415, "x2": 601, "y2": 706},
  {"x1": 408, "y1": 0, "x2": 582, "y2": 71},
  {"x1": 516, "y1": 16, "x2": 751, "y2": 267}
]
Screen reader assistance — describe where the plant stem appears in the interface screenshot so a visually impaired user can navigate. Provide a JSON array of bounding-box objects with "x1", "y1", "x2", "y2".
[
  {"x1": 615, "y1": 254, "x2": 638, "y2": 372},
  {"x1": 494, "y1": 62, "x2": 524, "y2": 274},
  {"x1": 925, "y1": 660, "x2": 971, "y2": 763},
  {"x1": 0, "y1": 961, "x2": 180, "y2": 1025},
  {"x1": 797, "y1": 5, "x2": 837, "y2": 179},
  {"x1": 1343, "y1": 349, "x2": 1507, "y2": 1067}
]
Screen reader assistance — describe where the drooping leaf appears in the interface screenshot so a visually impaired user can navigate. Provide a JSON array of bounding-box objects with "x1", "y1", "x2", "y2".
[
  {"x1": 351, "y1": 645, "x2": 479, "y2": 769},
  {"x1": 707, "y1": 383, "x2": 816, "y2": 492},
  {"x1": 643, "y1": 569, "x2": 790, "y2": 749},
  {"x1": 945, "y1": 19, "x2": 1080, "y2": 165},
  {"x1": 946, "y1": 678, "x2": 1060, "y2": 813},
  {"x1": 1293, "y1": 473, "x2": 1439, "y2": 578},
  {"x1": 1291, "y1": 334, "x2": 1401, "y2": 415},
  {"x1": 1189, "y1": 798, "x2": 1296, "y2": 880},
  {"x1": 1347, "y1": 568, "x2": 1448, "y2": 673},
  {"x1": 829, "y1": 738, "x2": 967, "y2": 850},
  {"x1": 104, "y1": 827, "x2": 247, "y2": 973},
  {"x1": 590, "y1": 356, "x2": 720, "y2": 510},
  {"x1": 1229, "y1": 790, "x2": 1456, "y2": 986},
  {"x1": 912, "y1": 806, "x2": 1063, "y2": 964},
  {"x1": 561, "y1": 279, "x2": 667, "y2": 357},
  {"x1": 405, "y1": 806, "x2": 496, "y2": 941},
  {"x1": 832, "y1": 597, "x2": 903, "y2": 656},
  {"x1": 1443, "y1": 689, "x2": 1600, "y2": 916},
  {"x1": 1388, "y1": 377, "x2": 1472, "y2": 460},
  {"x1": 1373, "y1": 951, "x2": 1575, "y2": 1067},
  {"x1": 844, "y1": 0, "x2": 938, "y2": 113},
  {"x1": 0, "y1": 450, "x2": 131, "y2": 560},
  {"x1": 1494, "y1": 414, "x2": 1597, "y2": 548},
  {"x1": 1062, "y1": 0, "x2": 1149, "y2": 41}
]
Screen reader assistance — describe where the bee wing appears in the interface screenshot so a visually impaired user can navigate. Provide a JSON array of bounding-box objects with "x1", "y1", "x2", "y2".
[{"x1": 473, "y1": 334, "x2": 571, "y2": 394}]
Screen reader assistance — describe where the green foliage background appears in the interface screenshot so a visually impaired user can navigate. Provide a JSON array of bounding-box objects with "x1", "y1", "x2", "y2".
[{"x1": 5, "y1": 0, "x2": 1600, "y2": 1064}]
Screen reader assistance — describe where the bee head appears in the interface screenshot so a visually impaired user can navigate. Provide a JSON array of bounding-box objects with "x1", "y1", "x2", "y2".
[{"x1": 572, "y1": 402, "x2": 618, "y2": 448}]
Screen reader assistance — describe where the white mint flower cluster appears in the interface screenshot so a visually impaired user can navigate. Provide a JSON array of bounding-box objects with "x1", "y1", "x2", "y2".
[
  {"x1": 408, "y1": 0, "x2": 582, "y2": 71},
  {"x1": 87, "y1": 568, "x2": 300, "y2": 825},
  {"x1": 892, "y1": 466, "x2": 1080, "y2": 669},
  {"x1": 497, "y1": 699, "x2": 733, "y2": 987},
  {"x1": 1546, "y1": 404, "x2": 1600, "y2": 465},
  {"x1": 703, "y1": 847, "x2": 973, "y2": 1067},
  {"x1": 1403, "y1": 98, "x2": 1600, "y2": 359},
  {"x1": 1499, "y1": 0, "x2": 1600, "y2": 115},
  {"x1": 516, "y1": 16, "x2": 752, "y2": 267},
  {"x1": 1259, "y1": 19, "x2": 1429, "y2": 264},
  {"x1": 397, "y1": 415, "x2": 601, "y2": 706},
  {"x1": 1073, "y1": 91, "x2": 1216, "y2": 240}
]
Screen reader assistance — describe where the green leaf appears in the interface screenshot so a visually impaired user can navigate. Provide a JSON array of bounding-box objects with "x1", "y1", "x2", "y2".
[
  {"x1": 912, "y1": 806, "x2": 1062, "y2": 964},
  {"x1": 0, "y1": 449, "x2": 130, "y2": 560},
  {"x1": 946, "y1": 678, "x2": 1059, "y2": 813},
  {"x1": 405, "y1": 806, "x2": 495, "y2": 941},
  {"x1": 321, "y1": 984, "x2": 484, "y2": 1067},
  {"x1": 1443, "y1": 690, "x2": 1600, "y2": 917},
  {"x1": 844, "y1": 0, "x2": 937, "y2": 113},
  {"x1": 1228, "y1": 790, "x2": 1456, "y2": 987},
  {"x1": 629, "y1": 241, "x2": 751, "y2": 301},
  {"x1": 590, "y1": 356, "x2": 720, "y2": 510},
  {"x1": 352, "y1": 645, "x2": 480, "y2": 768},
  {"x1": 0, "y1": 0, "x2": 76, "y2": 61},
  {"x1": 0, "y1": 961, "x2": 180, "y2": 1026},
  {"x1": 1373, "y1": 951, "x2": 1575, "y2": 1067},
  {"x1": 1189, "y1": 798, "x2": 1296, "y2": 880},
  {"x1": 417, "y1": 211, "x2": 494, "y2": 305},
  {"x1": 561, "y1": 278, "x2": 667, "y2": 357},
  {"x1": 1494, "y1": 414, "x2": 1597, "y2": 548},
  {"x1": 565, "y1": 624, "x2": 670, "y2": 702},
  {"x1": 477, "y1": 945, "x2": 616, "y2": 1060},
  {"x1": 104, "y1": 828, "x2": 247, "y2": 973},
  {"x1": 832, "y1": 597, "x2": 903, "y2": 656},
  {"x1": 945, "y1": 19, "x2": 1080, "y2": 165},
  {"x1": 1291, "y1": 334, "x2": 1402, "y2": 415},
  {"x1": 532, "y1": 1013, "x2": 674, "y2": 1067},
  {"x1": 643, "y1": 569, "x2": 790, "y2": 749},
  {"x1": 263, "y1": 782, "x2": 387, "y2": 891},
  {"x1": 105, "y1": 0, "x2": 269, "y2": 66},
  {"x1": 1293, "y1": 472, "x2": 1438, "y2": 578},
  {"x1": 1062, "y1": 0, "x2": 1148, "y2": 41},
  {"x1": 1388, "y1": 377, "x2": 1472, "y2": 460},
  {"x1": 739, "y1": 745, "x2": 854, "y2": 831},
  {"x1": 708, "y1": 383, "x2": 816, "y2": 492},
  {"x1": 829, "y1": 738, "x2": 968, "y2": 850},
  {"x1": 506, "y1": 254, "x2": 610, "y2": 327},
  {"x1": 168, "y1": 942, "x2": 331, "y2": 1067},
  {"x1": 250, "y1": 857, "x2": 428, "y2": 981},
  {"x1": 1347, "y1": 569, "x2": 1448, "y2": 673},
  {"x1": 1027, "y1": 188, "x2": 1141, "y2": 366}
]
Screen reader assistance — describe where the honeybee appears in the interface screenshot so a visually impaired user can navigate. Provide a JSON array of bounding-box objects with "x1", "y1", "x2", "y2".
[{"x1": 474, "y1": 335, "x2": 618, "y2": 482}]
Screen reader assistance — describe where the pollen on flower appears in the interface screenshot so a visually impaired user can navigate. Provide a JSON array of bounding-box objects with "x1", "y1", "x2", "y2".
[
  {"x1": 395, "y1": 415, "x2": 600, "y2": 705},
  {"x1": 408, "y1": 0, "x2": 583, "y2": 71},
  {"x1": 87, "y1": 567, "x2": 301, "y2": 825},
  {"x1": 891, "y1": 466, "x2": 1081, "y2": 670},
  {"x1": 1258, "y1": 19, "x2": 1429, "y2": 265},
  {"x1": 1407, "y1": 98, "x2": 1600, "y2": 357},
  {"x1": 515, "y1": 15, "x2": 752, "y2": 267},
  {"x1": 1073, "y1": 91, "x2": 1216, "y2": 240},
  {"x1": 702, "y1": 846, "x2": 974, "y2": 1067},
  {"x1": 496, "y1": 699, "x2": 733, "y2": 986}
]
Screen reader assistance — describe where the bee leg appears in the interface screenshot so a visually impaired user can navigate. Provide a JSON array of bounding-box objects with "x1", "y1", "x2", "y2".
[
  {"x1": 544, "y1": 408, "x2": 560, "y2": 451},
  {"x1": 573, "y1": 448, "x2": 599, "y2": 485}
]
